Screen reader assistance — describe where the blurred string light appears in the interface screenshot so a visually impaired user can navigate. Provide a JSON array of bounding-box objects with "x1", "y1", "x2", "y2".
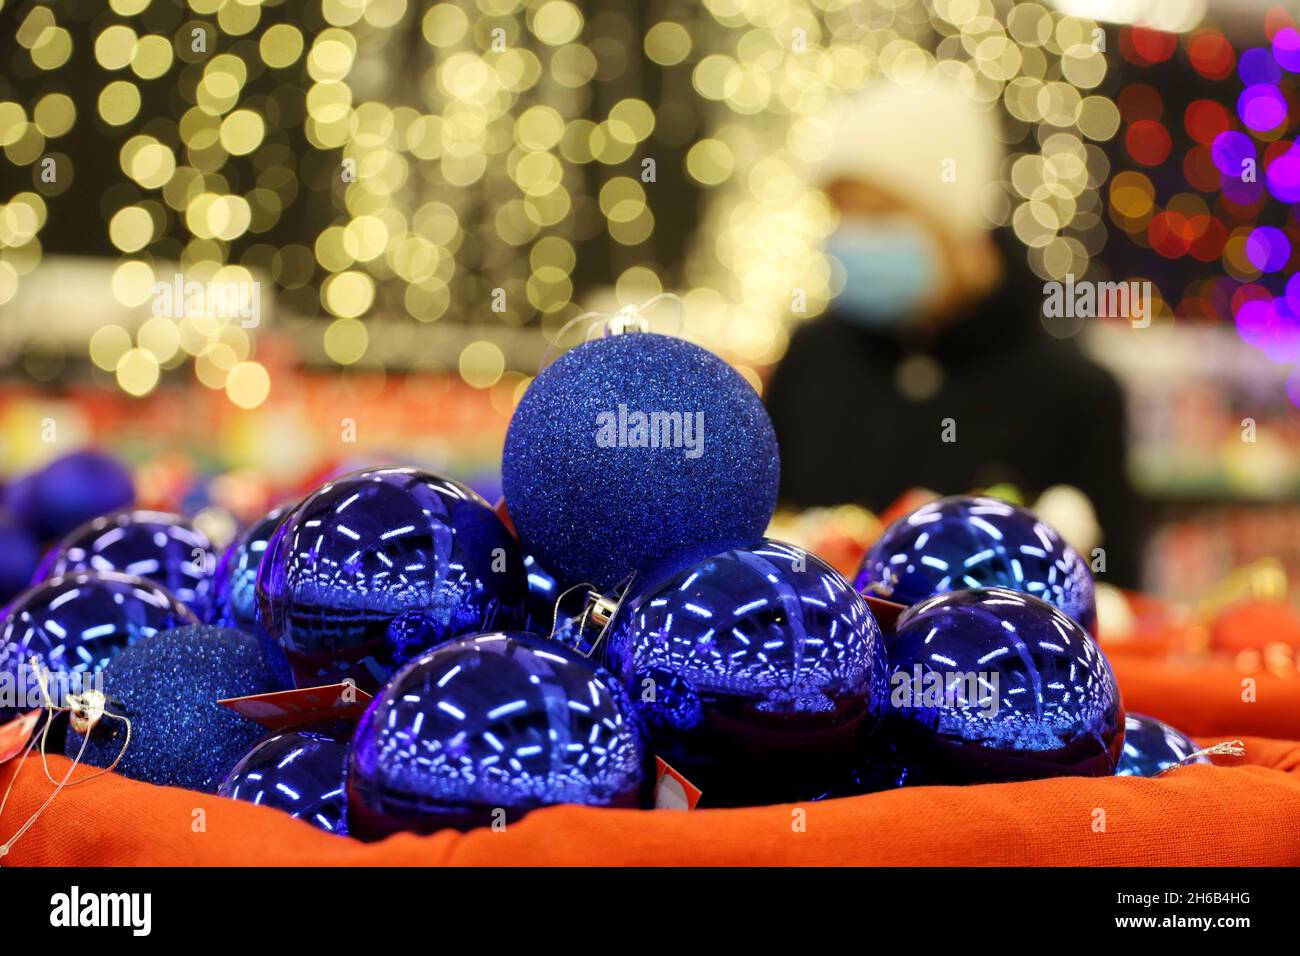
[
  {"x1": 1047, "y1": 1, "x2": 1206, "y2": 36},
  {"x1": 3, "y1": 0, "x2": 1133, "y2": 397},
  {"x1": 1224, "y1": 11, "x2": 1300, "y2": 405},
  {"x1": 1, "y1": 0, "x2": 277, "y2": 406},
  {"x1": 1101, "y1": 5, "x2": 1300, "y2": 405},
  {"x1": 1, "y1": 0, "x2": 679, "y2": 402},
  {"x1": 677, "y1": 0, "x2": 1127, "y2": 359}
]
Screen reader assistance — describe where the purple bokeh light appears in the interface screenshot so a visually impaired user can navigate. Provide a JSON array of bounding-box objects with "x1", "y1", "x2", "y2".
[
  {"x1": 1265, "y1": 144, "x2": 1300, "y2": 202},
  {"x1": 1286, "y1": 366, "x2": 1300, "y2": 410},
  {"x1": 1239, "y1": 47, "x2": 1283, "y2": 85},
  {"x1": 1287, "y1": 272, "x2": 1300, "y2": 309},
  {"x1": 1246, "y1": 226, "x2": 1291, "y2": 272},
  {"x1": 1238, "y1": 84, "x2": 1289, "y2": 131},
  {"x1": 1273, "y1": 27, "x2": 1300, "y2": 73},
  {"x1": 1236, "y1": 295, "x2": 1300, "y2": 363},
  {"x1": 1221, "y1": 173, "x2": 1264, "y2": 206},
  {"x1": 1212, "y1": 129, "x2": 1257, "y2": 175}
]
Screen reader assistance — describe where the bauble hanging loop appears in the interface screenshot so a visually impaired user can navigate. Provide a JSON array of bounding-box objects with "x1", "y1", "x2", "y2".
[
  {"x1": 66, "y1": 689, "x2": 107, "y2": 737},
  {"x1": 538, "y1": 291, "x2": 685, "y2": 372}
]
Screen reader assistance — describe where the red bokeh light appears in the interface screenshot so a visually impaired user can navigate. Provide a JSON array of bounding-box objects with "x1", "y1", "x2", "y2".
[
  {"x1": 1117, "y1": 84, "x2": 1164, "y2": 123},
  {"x1": 1188, "y1": 216, "x2": 1228, "y2": 262},
  {"x1": 1126, "y1": 120, "x2": 1173, "y2": 166},
  {"x1": 1265, "y1": 5, "x2": 1298, "y2": 40},
  {"x1": 1183, "y1": 145, "x2": 1221, "y2": 192},
  {"x1": 1184, "y1": 99, "x2": 1231, "y2": 145},
  {"x1": 1128, "y1": 27, "x2": 1178, "y2": 64},
  {"x1": 1188, "y1": 31, "x2": 1236, "y2": 80},
  {"x1": 1232, "y1": 283, "x2": 1273, "y2": 314},
  {"x1": 1149, "y1": 210, "x2": 1195, "y2": 257},
  {"x1": 1264, "y1": 139, "x2": 1296, "y2": 170}
]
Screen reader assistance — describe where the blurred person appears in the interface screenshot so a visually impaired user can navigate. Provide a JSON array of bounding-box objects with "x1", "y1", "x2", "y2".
[{"x1": 766, "y1": 70, "x2": 1141, "y2": 585}]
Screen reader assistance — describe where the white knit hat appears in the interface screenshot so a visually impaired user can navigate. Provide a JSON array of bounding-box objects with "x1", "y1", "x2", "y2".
[{"x1": 817, "y1": 70, "x2": 1004, "y2": 239}]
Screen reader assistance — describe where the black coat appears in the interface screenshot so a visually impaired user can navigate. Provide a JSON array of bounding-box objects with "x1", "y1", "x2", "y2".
[{"x1": 766, "y1": 239, "x2": 1142, "y2": 587}]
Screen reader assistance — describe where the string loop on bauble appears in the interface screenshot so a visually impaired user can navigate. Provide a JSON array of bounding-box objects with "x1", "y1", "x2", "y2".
[
  {"x1": 0, "y1": 660, "x2": 132, "y2": 864},
  {"x1": 538, "y1": 291, "x2": 686, "y2": 374}
]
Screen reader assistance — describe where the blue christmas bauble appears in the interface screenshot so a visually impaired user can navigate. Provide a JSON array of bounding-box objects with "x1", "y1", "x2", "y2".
[
  {"x1": 4, "y1": 449, "x2": 135, "y2": 542},
  {"x1": 36, "y1": 510, "x2": 215, "y2": 619},
  {"x1": 502, "y1": 331, "x2": 780, "y2": 590},
  {"x1": 65, "y1": 625, "x2": 286, "y2": 793},
  {"x1": 604, "y1": 538, "x2": 888, "y2": 806},
  {"x1": 0, "y1": 518, "x2": 41, "y2": 608},
  {"x1": 218, "y1": 723, "x2": 350, "y2": 834},
  {"x1": 854, "y1": 495, "x2": 1096, "y2": 632},
  {"x1": 522, "y1": 552, "x2": 561, "y2": 632},
  {"x1": 1115, "y1": 712, "x2": 1208, "y2": 777},
  {"x1": 878, "y1": 587, "x2": 1123, "y2": 786},
  {"x1": 347, "y1": 631, "x2": 648, "y2": 839},
  {"x1": 256, "y1": 468, "x2": 528, "y2": 691},
  {"x1": 210, "y1": 506, "x2": 288, "y2": 631},
  {"x1": 0, "y1": 571, "x2": 196, "y2": 722}
]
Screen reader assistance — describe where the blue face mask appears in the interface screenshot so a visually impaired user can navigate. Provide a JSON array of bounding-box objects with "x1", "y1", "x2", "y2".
[{"x1": 826, "y1": 218, "x2": 941, "y2": 328}]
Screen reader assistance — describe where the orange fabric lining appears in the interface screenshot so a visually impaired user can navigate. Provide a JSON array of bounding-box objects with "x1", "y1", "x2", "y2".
[
  {"x1": 1, "y1": 738, "x2": 1297, "y2": 867},
  {"x1": 3, "y1": 650, "x2": 1299, "y2": 867}
]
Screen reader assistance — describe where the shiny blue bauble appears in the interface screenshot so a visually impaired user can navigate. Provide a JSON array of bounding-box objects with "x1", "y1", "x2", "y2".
[
  {"x1": 0, "y1": 571, "x2": 196, "y2": 722},
  {"x1": 4, "y1": 449, "x2": 135, "y2": 542},
  {"x1": 879, "y1": 587, "x2": 1123, "y2": 786},
  {"x1": 604, "y1": 539, "x2": 889, "y2": 806},
  {"x1": 502, "y1": 331, "x2": 780, "y2": 590},
  {"x1": 522, "y1": 552, "x2": 562, "y2": 634},
  {"x1": 211, "y1": 511, "x2": 290, "y2": 622},
  {"x1": 256, "y1": 468, "x2": 528, "y2": 692},
  {"x1": 854, "y1": 495, "x2": 1096, "y2": 632},
  {"x1": 218, "y1": 723, "x2": 350, "y2": 834},
  {"x1": 347, "y1": 631, "x2": 648, "y2": 839},
  {"x1": 210, "y1": 505, "x2": 292, "y2": 684},
  {"x1": 36, "y1": 510, "x2": 215, "y2": 619},
  {"x1": 1116, "y1": 713, "x2": 1208, "y2": 777},
  {"x1": 65, "y1": 625, "x2": 286, "y2": 793}
]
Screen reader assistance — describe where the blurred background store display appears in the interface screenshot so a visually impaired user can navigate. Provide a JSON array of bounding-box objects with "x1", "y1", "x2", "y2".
[{"x1": 1, "y1": 0, "x2": 1299, "y2": 620}]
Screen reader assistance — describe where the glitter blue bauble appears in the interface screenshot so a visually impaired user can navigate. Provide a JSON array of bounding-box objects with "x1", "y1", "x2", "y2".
[
  {"x1": 347, "y1": 631, "x2": 648, "y2": 839},
  {"x1": 878, "y1": 587, "x2": 1123, "y2": 786},
  {"x1": 65, "y1": 625, "x2": 286, "y2": 793},
  {"x1": 854, "y1": 495, "x2": 1096, "y2": 632},
  {"x1": 36, "y1": 510, "x2": 215, "y2": 619},
  {"x1": 0, "y1": 518, "x2": 41, "y2": 607},
  {"x1": 218, "y1": 723, "x2": 350, "y2": 834},
  {"x1": 1116, "y1": 713, "x2": 1208, "y2": 778},
  {"x1": 256, "y1": 468, "x2": 528, "y2": 692},
  {"x1": 0, "y1": 571, "x2": 196, "y2": 722},
  {"x1": 4, "y1": 449, "x2": 135, "y2": 542},
  {"x1": 211, "y1": 509, "x2": 290, "y2": 625},
  {"x1": 604, "y1": 539, "x2": 888, "y2": 806},
  {"x1": 502, "y1": 331, "x2": 780, "y2": 590}
]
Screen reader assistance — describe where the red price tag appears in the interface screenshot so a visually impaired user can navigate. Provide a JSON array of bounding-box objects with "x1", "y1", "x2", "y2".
[
  {"x1": 218, "y1": 682, "x2": 373, "y2": 731},
  {"x1": 0, "y1": 711, "x2": 42, "y2": 765},
  {"x1": 653, "y1": 756, "x2": 702, "y2": 810}
]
